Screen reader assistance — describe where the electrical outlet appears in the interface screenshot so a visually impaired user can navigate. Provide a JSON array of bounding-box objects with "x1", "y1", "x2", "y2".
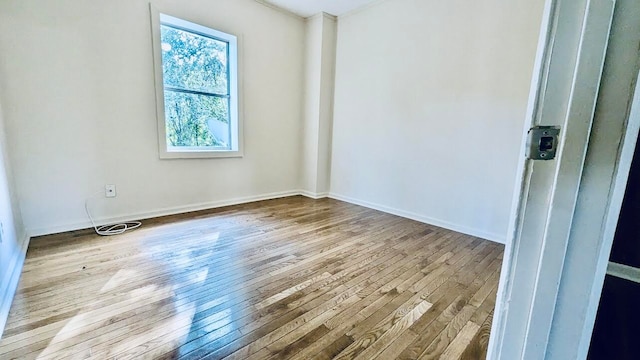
[{"x1": 105, "y1": 184, "x2": 116, "y2": 198}]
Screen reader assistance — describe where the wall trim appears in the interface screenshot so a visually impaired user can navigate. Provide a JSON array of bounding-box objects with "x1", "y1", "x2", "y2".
[
  {"x1": 298, "y1": 190, "x2": 329, "y2": 199},
  {"x1": 0, "y1": 232, "x2": 30, "y2": 339},
  {"x1": 253, "y1": 0, "x2": 304, "y2": 20},
  {"x1": 328, "y1": 192, "x2": 506, "y2": 244},
  {"x1": 306, "y1": 12, "x2": 337, "y2": 22},
  {"x1": 338, "y1": 0, "x2": 392, "y2": 20},
  {"x1": 28, "y1": 190, "x2": 302, "y2": 237},
  {"x1": 27, "y1": 188, "x2": 506, "y2": 242}
]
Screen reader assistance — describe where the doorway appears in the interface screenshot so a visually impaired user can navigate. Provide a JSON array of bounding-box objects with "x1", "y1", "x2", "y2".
[
  {"x1": 588, "y1": 132, "x2": 640, "y2": 359},
  {"x1": 489, "y1": 0, "x2": 640, "y2": 358}
]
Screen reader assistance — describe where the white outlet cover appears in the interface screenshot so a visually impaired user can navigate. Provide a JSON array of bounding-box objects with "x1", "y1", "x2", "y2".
[{"x1": 105, "y1": 184, "x2": 116, "y2": 198}]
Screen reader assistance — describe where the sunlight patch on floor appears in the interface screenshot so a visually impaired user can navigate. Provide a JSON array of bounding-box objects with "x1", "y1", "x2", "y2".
[
  {"x1": 35, "y1": 284, "x2": 177, "y2": 359},
  {"x1": 100, "y1": 269, "x2": 139, "y2": 293}
]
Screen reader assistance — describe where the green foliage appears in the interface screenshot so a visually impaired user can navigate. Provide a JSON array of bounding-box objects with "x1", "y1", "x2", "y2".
[{"x1": 161, "y1": 25, "x2": 230, "y2": 148}]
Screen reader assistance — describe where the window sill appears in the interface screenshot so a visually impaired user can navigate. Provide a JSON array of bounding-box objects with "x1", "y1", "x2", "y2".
[{"x1": 159, "y1": 149, "x2": 244, "y2": 159}]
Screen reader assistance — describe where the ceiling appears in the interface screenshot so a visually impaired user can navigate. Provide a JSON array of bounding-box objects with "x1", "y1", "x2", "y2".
[{"x1": 261, "y1": 0, "x2": 379, "y2": 17}]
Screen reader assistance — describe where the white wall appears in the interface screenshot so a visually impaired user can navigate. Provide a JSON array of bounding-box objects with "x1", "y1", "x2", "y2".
[
  {"x1": 301, "y1": 15, "x2": 323, "y2": 193},
  {"x1": 330, "y1": 0, "x2": 545, "y2": 242},
  {"x1": 300, "y1": 13, "x2": 336, "y2": 196},
  {"x1": 0, "y1": 0, "x2": 305, "y2": 235},
  {"x1": 316, "y1": 16, "x2": 337, "y2": 194},
  {"x1": 0, "y1": 90, "x2": 27, "y2": 335}
]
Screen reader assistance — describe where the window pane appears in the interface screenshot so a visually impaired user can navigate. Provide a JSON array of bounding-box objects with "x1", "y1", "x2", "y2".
[
  {"x1": 164, "y1": 91, "x2": 230, "y2": 148},
  {"x1": 160, "y1": 25, "x2": 228, "y2": 95}
]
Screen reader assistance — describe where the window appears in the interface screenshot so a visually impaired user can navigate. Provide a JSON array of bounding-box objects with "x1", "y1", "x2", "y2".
[{"x1": 150, "y1": 11, "x2": 241, "y2": 158}]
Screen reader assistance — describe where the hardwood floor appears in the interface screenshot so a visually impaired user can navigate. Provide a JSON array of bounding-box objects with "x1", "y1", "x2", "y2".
[{"x1": 0, "y1": 196, "x2": 503, "y2": 359}]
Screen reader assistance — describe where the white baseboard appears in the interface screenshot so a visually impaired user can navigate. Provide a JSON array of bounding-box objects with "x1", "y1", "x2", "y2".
[
  {"x1": 27, "y1": 189, "x2": 507, "y2": 243},
  {"x1": 28, "y1": 190, "x2": 303, "y2": 237},
  {"x1": 0, "y1": 232, "x2": 30, "y2": 339},
  {"x1": 328, "y1": 192, "x2": 506, "y2": 244},
  {"x1": 298, "y1": 190, "x2": 329, "y2": 199}
]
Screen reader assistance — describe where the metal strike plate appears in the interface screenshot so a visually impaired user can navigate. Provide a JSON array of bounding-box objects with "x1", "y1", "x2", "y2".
[{"x1": 526, "y1": 126, "x2": 560, "y2": 160}]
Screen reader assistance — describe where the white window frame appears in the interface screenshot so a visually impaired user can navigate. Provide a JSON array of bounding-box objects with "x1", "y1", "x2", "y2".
[{"x1": 149, "y1": 6, "x2": 243, "y2": 159}]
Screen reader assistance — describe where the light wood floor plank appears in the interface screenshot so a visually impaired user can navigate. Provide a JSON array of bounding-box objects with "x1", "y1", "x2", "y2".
[{"x1": 440, "y1": 321, "x2": 481, "y2": 360}]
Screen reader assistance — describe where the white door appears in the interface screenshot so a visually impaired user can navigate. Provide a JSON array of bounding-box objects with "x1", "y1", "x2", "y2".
[{"x1": 487, "y1": 0, "x2": 640, "y2": 359}]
